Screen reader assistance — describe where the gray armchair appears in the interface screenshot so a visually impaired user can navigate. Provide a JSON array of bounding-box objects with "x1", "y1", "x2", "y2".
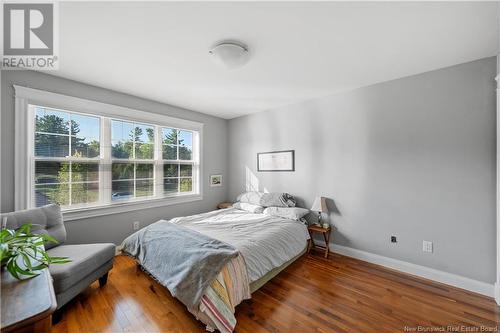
[{"x1": 1, "y1": 204, "x2": 115, "y2": 314}]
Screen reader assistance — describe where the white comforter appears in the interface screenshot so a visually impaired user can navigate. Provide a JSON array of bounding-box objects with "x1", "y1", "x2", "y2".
[{"x1": 169, "y1": 208, "x2": 310, "y2": 282}]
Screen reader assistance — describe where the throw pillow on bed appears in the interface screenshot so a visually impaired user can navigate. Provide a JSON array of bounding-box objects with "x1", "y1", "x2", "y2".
[
  {"x1": 263, "y1": 207, "x2": 310, "y2": 220},
  {"x1": 236, "y1": 192, "x2": 264, "y2": 205},
  {"x1": 236, "y1": 191, "x2": 296, "y2": 207},
  {"x1": 233, "y1": 202, "x2": 265, "y2": 213}
]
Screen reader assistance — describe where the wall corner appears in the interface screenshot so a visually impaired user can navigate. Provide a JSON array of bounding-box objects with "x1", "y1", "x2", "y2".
[
  {"x1": 496, "y1": 52, "x2": 500, "y2": 306},
  {"x1": 495, "y1": 283, "x2": 500, "y2": 305}
]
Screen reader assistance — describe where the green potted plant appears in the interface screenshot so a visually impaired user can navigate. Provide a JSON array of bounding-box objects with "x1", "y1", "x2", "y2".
[{"x1": 0, "y1": 223, "x2": 70, "y2": 280}]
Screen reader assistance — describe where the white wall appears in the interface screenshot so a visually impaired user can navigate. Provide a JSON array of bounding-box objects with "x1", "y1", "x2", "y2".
[{"x1": 228, "y1": 57, "x2": 497, "y2": 283}]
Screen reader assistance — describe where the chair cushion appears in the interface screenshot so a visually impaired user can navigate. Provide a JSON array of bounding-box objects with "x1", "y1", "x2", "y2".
[
  {"x1": 0, "y1": 204, "x2": 66, "y2": 250},
  {"x1": 47, "y1": 243, "x2": 115, "y2": 293}
]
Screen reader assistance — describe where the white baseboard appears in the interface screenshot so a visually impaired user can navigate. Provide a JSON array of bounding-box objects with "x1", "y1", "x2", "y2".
[
  {"x1": 495, "y1": 283, "x2": 500, "y2": 305},
  {"x1": 115, "y1": 245, "x2": 123, "y2": 256},
  {"x1": 315, "y1": 240, "x2": 495, "y2": 298}
]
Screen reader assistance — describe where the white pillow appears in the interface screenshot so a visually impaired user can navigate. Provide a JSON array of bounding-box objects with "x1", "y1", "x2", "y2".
[
  {"x1": 233, "y1": 202, "x2": 265, "y2": 214},
  {"x1": 236, "y1": 191, "x2": 296, "y2": 207},
  {"x1": 236, "y1": 192, "x2": 264, "y2": 206},
  {"x1": 263, "y1": 207, "x2": 310, "y2": 220}
]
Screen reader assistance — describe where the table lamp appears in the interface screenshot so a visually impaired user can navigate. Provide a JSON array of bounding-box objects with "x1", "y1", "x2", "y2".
[{"x1": 311, "y1": 196, "x2": 328, "y2": 228}]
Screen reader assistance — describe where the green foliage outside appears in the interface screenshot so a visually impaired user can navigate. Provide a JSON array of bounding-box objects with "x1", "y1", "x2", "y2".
[
  {"x1": 112, "y1": 126, "x2": 155, "y2": 159},
  {"x1": 35, "y1": 114, "x2": 99, "y2": 158},
  {"x1": 35, "y1": 113, "x2": 99, "y2": 206},
  {"x1": 180, "y1": 178, "x2": 192, "y2": 192}
]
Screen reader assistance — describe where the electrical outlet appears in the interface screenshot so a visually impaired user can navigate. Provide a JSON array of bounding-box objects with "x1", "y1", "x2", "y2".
[
  {"x1": 391, "y1": 236, "x2": 397, "y2": 243},
  {"x1": 423, "y1": 240, "x2": 433, "y2": 253},
  {"x1": 133, "y1": 221, "x2": 140, "y2": 230}
]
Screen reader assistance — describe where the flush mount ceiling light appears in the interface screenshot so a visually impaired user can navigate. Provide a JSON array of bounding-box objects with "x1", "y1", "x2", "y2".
[{"x1": 209, "y1": 41, "x2": 250, "y2": 70}]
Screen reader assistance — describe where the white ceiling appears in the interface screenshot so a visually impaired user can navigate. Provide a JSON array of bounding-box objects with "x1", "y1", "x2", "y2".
[{"x1": 52, "y1": 1, "x2": 499, "y2": 119}]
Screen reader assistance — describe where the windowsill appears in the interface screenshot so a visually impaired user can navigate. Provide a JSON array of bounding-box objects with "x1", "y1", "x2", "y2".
[{"x1": 62, "y1": 193, "x2": 203, "y2": 221}]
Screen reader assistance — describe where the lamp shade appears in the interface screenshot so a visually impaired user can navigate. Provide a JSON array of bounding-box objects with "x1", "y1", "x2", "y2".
[{"x1": 311, "y1": 196, "x2": 328, "y2": 213}]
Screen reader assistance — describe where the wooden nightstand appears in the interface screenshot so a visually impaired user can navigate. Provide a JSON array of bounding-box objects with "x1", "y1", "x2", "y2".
[
  {"x1": 307, "y1": 225, "x2": 332, "y2": 258},
  {"x1": 217, "y1": 202, "x2": 233, "y2": 209}
]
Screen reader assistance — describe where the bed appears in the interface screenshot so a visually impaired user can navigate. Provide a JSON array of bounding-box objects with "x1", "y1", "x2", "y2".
[{"x1": 121, "y1": 206, "x2": 310, "y2": 333}]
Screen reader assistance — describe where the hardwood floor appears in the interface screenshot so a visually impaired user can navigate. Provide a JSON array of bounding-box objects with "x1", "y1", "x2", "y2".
[{"x1": 52, "y1": 253, "x2": 500, "y2": 333}]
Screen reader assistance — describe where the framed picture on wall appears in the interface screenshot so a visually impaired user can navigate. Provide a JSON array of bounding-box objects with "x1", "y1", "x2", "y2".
[
  {"x1": 257, "y1": 150, "x2": 295, "y2": 172},
  {"x1": 210, "y1": 175, "x2": 222, "y2": 187}
]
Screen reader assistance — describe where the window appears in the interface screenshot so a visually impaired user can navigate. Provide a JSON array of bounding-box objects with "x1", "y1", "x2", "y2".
[
  {"x1": 111, "y1": 120, "x2": 155, "y2": 201},
  {"x1": 14, "y1": 86, "x2": 203, "y2": 218},
  {"x1": 31, "y1": 107, "x2": 200, "y2": 210},
  {"x1": 162, "y1": 128, "x2": 194, "y2": 195},
  {"x1": 34, "y1": 108, "x2": 101, "y2": 207}
]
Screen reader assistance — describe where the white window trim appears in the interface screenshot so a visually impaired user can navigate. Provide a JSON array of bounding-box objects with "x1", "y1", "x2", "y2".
[{"x1": 14, "y1": 85, "x2": 204, "y2": 221}]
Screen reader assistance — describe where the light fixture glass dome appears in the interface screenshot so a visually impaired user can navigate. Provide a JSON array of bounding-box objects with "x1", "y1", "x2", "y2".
[{"x1": 209, "y1": 42, "x2": 250, "y2": 70}]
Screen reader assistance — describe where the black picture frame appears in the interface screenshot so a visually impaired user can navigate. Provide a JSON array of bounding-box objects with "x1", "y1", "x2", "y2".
[{"x1": 257, "y1": 150, "x2": 295, "y2": 172}]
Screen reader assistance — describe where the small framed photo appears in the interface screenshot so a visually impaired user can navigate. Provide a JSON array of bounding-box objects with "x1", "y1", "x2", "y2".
[{"x1": 210, "y1": 175, "x2": 222, "y2": 187}]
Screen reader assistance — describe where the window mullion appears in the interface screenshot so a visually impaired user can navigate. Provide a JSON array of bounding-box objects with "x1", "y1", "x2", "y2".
[
  {"x1": 101, "y1": 117, "x2": 112, "y2": 205},
  {"x1": 192, "y1": 131, "x2": 199, "y2": 195},
  {"x1": 27, "y1": 105, "x2": 36, "y2": 209},
  {"x1": 132, "y1": 123, "x2": 136, "y2": 198},
  {"x1": 176, "y1": 133, "x2": 180, "y2": 194},
  {"x1": 68, "y1": 114, "x2": 72, "y2": 158},
  {"x1": 133, "y1": 162, "x2": 137, "y2": 198},
  {"x1": 177, "y1": 165, "x2": 181, "y2": 193},
  {"x1": 155, "y1": 125, "x2": 163, "y2": 198},
  {"x1": 68, "y1": 162, "x2": 72, "y2": 206}
]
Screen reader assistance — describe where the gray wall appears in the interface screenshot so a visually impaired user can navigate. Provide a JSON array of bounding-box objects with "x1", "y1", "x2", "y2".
[
  {"x1": 228, "y1": 57, "x2": 497, "y2": 283},
  {"x1": 1, "y1": 70, "x2": 228, "y2": 245}
]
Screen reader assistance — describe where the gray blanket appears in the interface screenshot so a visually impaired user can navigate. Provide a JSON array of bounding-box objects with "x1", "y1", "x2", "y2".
[{"x1": 121, "y1": 220, "x2": 238, "y2": 310}]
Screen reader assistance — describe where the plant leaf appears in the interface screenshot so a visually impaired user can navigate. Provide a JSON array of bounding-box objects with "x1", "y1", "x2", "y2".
[
  {"x1": 6, "y1": 258, "x2": 20, "y2": 280},
  {"x1": 2, "y1": 223, "x2": 70, "y2": 279},
  {"x1": 21, "y1": 253, "x2": 32, "y2": 270}
]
